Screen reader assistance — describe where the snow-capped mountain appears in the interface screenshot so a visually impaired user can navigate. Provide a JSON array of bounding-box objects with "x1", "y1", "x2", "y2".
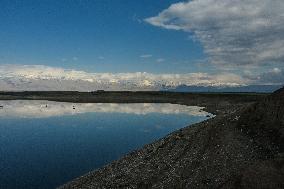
[{"x1": 0, "y1": 65, "x2": 247, "y2": 91}]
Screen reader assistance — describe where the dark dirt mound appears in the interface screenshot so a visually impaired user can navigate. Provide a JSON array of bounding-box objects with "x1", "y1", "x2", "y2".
[
  {"x1": 59, "y1": 89, "x2": 284, "y2": 189},
  {"x1": 238, "y1": 86, "x2": 284, "y2": 155}
]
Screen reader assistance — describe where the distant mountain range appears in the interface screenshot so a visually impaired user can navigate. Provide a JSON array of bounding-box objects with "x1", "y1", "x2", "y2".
[
  {"x1": 0, "y1": 65, "x2": 282, "y2": 92},
  {"x1": 0, "y1": 75, "x2": 282, "y2": 93},
  {"x1": 0, "y1": 65, "x2": 255, "y2": 91},
  {"x1": 166, "y1": 84, "x2": 283, "y2": 93}
]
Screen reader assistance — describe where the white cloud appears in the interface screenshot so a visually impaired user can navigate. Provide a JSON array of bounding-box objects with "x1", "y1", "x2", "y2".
[
  {"x1": 272, "y1": 68, "x2": 281, "y2": 74},
  {"x1": 0, "y1": 64, "x2": 249, "y2": 91},
  {"x1": 132, "y1": 14, "x2": 143, "y2": 23},
  {"x1": 145, "y1": 0, "x2": 284, "y2": 69},
  {"x1": 156, "y1": 58, "x2": 165, "y2": 63},
  {"x1": 243, "y1": 67, "x2": 284, "y2": 85},
  {"x1": 140, "y1": 54, "x2": 152, "y2": 58},
  {"x1": 257, "y1": 68, "x2": 283, "y2": 85},
  {"x1": 72, "y1": 57, "x2": 78, "y2": 61}
]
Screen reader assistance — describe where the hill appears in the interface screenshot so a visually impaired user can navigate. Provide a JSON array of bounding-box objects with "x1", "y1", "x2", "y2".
[{"x1": 167, "y1": 84, "x2": 282, "y2": 93}]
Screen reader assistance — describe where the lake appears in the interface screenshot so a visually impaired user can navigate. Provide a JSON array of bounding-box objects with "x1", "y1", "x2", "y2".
[{"x1": 0, "y1": 100, "x2": 212, "y2": 189}]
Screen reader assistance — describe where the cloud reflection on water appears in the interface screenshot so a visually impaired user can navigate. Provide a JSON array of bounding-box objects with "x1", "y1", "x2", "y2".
[{"x1": 0, "y1": 100, "x2": 212, "y2": 119}]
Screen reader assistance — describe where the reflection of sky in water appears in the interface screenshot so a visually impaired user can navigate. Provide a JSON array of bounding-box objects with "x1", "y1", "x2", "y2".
[
  {"x1": 0, "y1": 100, "x2": 212, "y2": 118},
  {"x1": 0, "y1": 101, "x2": 211, "y2": 189}
]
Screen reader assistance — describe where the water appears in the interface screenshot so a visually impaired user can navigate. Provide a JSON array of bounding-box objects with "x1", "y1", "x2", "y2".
[{"x1": 0, "y1": 101, "x2": 212, "y2": 189}]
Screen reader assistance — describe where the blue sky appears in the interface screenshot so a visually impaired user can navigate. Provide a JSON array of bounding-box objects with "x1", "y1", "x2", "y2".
[
  {"x1": 0, "y1": 0, "x2": 205, "y2": 74},
  {"x1": 0, "y1": 0, "x2": 283, "y2": 89}
]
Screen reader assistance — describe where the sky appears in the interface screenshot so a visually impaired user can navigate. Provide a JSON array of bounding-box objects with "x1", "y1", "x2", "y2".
[
  {"x1": 0, "y1": 0, "x2": 205, "y2": 73},
  {"x1": 0, "y1": 0, "x2": 284, "y2": 90}
]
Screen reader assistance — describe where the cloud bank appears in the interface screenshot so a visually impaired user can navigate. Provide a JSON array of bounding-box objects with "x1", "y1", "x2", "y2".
[
  {"x1": 0, "y1": 64, "x2": 249, "y2": 91},
  {"x1": 145, "y1": 0, "x2": 284, "y2": 69}
]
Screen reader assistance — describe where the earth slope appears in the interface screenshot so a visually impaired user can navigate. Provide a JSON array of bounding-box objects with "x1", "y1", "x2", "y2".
[{"x1": 59, "y1": 88, "x2": 284, "y2": 189}]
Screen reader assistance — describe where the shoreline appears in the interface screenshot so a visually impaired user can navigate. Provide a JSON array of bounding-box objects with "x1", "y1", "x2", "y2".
[
  {"x1": 0, "y1": 91, "x2": 267, "y2": 116},
  {"x1": 2, "y1": 91, "x2": 282, "y2": 188},
  {"x1": 58, "y1": 90, "x2": 283, "y2": 188}
]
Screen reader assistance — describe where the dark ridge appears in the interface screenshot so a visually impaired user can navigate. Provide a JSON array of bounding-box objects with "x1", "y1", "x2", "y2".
[
  {"x1": 273, "y1": 86, "x2": 284, "y2": 95},
  {"x1": 238, "y1": 86, "x2": 284, "y2": 154},
  {"x1": 167, "y1": 84, "x2": 282, "y2": 93}
]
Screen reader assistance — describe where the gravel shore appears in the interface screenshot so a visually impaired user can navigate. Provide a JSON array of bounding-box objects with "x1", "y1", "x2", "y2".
[{"x1": 56, "y1": 89, "x2": 283, "y2": 189}]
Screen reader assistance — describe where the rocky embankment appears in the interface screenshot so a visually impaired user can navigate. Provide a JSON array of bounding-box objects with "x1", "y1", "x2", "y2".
[{"x1": 58, "y1": 88, "x2": 284, "y2": 189}]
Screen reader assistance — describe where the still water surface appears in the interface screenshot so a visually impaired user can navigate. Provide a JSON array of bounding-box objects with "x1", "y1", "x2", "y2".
[{"x1": 0, "y1": 101, "x2": 211, "y2": 189}]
